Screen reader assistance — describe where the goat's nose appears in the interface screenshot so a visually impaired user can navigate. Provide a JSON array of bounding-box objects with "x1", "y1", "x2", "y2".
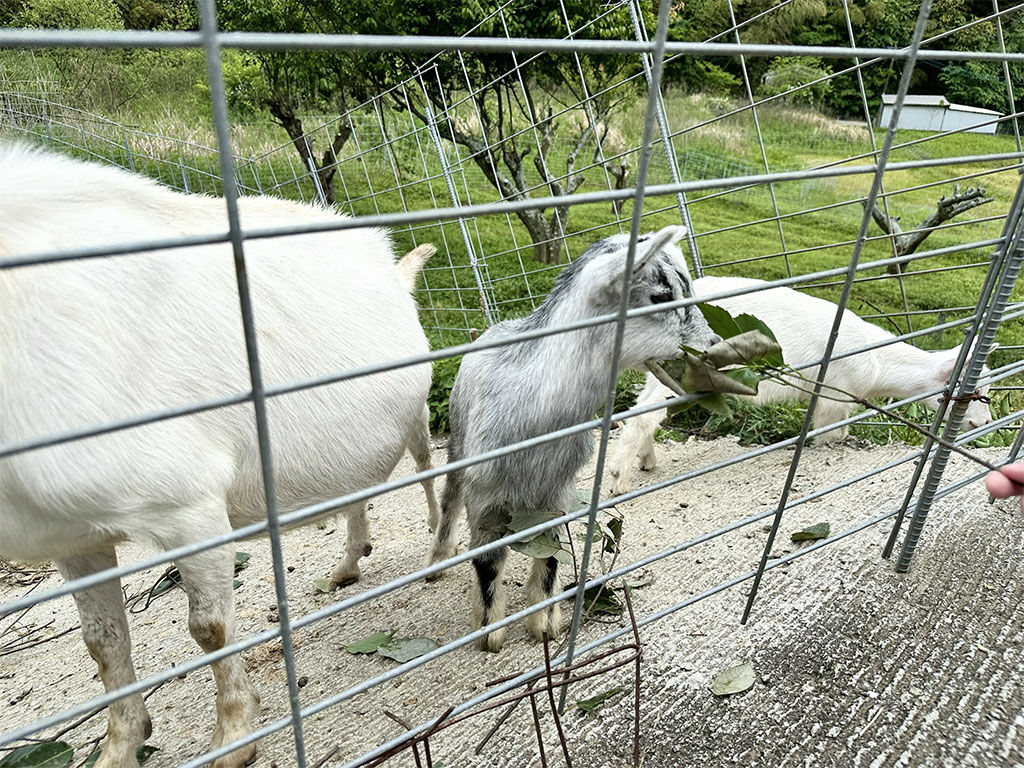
[{"x1": 708, "y1": 333, "x2": 724, "y2": 348}]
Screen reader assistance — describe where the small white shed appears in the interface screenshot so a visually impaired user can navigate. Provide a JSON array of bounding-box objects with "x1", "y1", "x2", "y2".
[{"x1": 878, "y1": 94, "x2": 1002, "y2": 134}]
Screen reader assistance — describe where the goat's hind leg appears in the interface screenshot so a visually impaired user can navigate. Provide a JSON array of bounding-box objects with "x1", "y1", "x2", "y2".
[
  {"x1": 331, "y1": 502, "x2": 371, "y2": 589},
  {"x1": 165, "y1": 500, "x2": 260, "y2": 768},
  {"x1": 408, "y1": 405, "x2": 441, "y2": 531},
  {"x1": 469, "y1": 522, "x2": 509, "y2": 652},
  {"x1": 525, "y1": 555, "x2": 561, "y2": 642},
  {"x1": 425, "y1": 471, "x2": 462, "y2": 581},
  {"x1": 59, "y1": 548, "x2": 152, "y2": 768}
]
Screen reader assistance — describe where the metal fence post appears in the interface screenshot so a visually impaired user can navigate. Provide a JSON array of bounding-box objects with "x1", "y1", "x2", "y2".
[
  {"x1": 418, "y1": 72, "x2": 495, "y2": 329},
  {"x1": 626, "y1": 0, "x2": 703, "y2": 276},
  {"x1": 894, "y1": 175, "x2": 1024, "y2": 572}
]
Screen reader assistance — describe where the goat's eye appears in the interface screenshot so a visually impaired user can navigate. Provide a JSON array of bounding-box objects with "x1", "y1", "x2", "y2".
[{"x1": 650, "y1": 290, "x2": 674, "y2": 305}]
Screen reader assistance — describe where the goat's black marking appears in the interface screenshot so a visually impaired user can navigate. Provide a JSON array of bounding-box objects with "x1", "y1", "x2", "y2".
[
  {"x1": 542, "y1": 556, "x2": 558, "y2": 594},
  {"x1": 473, "y1": 548, "x2": 507, "y2": 612}
]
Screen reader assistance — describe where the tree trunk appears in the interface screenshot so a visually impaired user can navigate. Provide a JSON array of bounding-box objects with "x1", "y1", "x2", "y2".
[{"x1": 265, "y1": 96, "x2": 353, "y2": 207}]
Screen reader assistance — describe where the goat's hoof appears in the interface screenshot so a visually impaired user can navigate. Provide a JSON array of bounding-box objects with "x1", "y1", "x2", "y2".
[
  {"x1": 638, "y1": 455, "x2": 657, "y2": 472},
  {"x1": 424, "y1": 548, "x2": 456, "y2": 581},
  {"x1": 476, "y1": 628, "x2": 506, "y2": 653},
  {"x1": 528, "y1": 606, "x2": 563, "y2": 643},
  {"x1": 211, "y1": 744, "x2": 257, "y2": 768},
  {"x1": 330, "y1": 571, "x2": 360, "y2": 590},
  {"x1": 362, "y1": 543, "x2": 373, "y2": 557}
]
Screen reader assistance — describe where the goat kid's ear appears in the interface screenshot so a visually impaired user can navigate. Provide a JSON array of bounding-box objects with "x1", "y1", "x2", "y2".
[
  {"x1": 588, "y1": 225, "x2": 689, "y2": 305},
  {"x1": 632, "y1": 225, "x2": 689, "y2": 275}
]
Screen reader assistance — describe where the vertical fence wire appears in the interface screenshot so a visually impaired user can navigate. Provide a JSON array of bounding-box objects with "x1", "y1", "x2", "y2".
[
  {"x1": 196, "y1": 2, "x2": 308, "y2": 764},
  {"x1": 739, "y1": 0, "x2": 938, "y2": 625},
  {"x1": 893, "y1": 177, "x2": 1024, "y2": 570},
  {"x1": 557, "y1": 0, "x2": 676, "y2": 711},
  {"x1": 626, "y1": 0, "x2": 702, "y2": 275}
]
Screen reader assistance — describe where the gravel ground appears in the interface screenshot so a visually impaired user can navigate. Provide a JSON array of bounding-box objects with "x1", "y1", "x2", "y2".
[{"x1": 2, "y1": 434, "x2": 1021, "y2": 768}]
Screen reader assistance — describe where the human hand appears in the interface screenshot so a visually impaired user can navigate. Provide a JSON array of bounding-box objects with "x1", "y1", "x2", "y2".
[{"x1": 985, "y1": 462, "x2": 1024, "y2": 499}]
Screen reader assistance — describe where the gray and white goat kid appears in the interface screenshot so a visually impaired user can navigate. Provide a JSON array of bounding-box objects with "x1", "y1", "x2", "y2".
[{"x1": 427, "y1": 226, "x2": 720, "y2": 652}]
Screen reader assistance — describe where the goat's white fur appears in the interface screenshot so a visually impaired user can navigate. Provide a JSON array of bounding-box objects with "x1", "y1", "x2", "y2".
[
  {"x1": 608, "y1": 276, "x2": 994, "y2": 496},
  {"x1": 0, "y1": 145, "x2": 438, "y2": 768}
]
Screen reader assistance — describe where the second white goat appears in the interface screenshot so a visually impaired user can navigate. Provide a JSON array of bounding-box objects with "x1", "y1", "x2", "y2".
[{"x1": 608, "y1": 276, "x2": 994, "y2": 496}]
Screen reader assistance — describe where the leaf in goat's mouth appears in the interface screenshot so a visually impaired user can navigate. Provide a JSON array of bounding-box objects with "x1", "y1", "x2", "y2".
[{"x1": 645, "y1": 329, "x2": 782, "y2": 418}]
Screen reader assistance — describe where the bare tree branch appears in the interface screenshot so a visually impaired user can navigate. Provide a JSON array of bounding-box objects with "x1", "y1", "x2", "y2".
[{"x1": 863, "y1": 184, "x2": 994, "y2": 274}]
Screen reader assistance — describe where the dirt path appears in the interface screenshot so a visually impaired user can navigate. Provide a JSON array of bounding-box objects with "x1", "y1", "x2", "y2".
[{"x1": 2, "y1": 435, "x2": 1021, "y2": 768}]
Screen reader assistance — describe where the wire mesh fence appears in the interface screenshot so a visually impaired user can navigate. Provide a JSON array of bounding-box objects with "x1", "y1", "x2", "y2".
[{"x1": 1, "y1": 0, "x2": 1024, "y2": 766}]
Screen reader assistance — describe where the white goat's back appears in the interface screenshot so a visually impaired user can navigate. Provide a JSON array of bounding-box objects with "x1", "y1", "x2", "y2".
[
  {"x1": 0, "y1": 145, "x2": 430, "y2": 561},
  {"x1": 695, "y1": 275, "x2": 889, "y2": 403}
]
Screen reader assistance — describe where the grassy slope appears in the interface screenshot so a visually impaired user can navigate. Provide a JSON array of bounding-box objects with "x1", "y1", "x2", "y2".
[{"x1": 5, "y1": 54, "x2": 1019, "y2": 444}]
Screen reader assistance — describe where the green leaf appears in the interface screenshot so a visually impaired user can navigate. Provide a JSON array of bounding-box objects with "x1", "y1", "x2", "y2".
[
  {"x1": 653, "y1": 355, "x2": 758, "y2": 398},
  {"x1": 232, "y1": 579, "x2": 243, "y2": 590},
  {"x1": 477, "y1": 505, "x2": 512, "y2": 536},
  {"x1": 0, "y1": 742, "x2": 74, "y2": 768},
  {"x1": 586, "y1": 587, "x2": 623, "y2": 616},
  {"x1": 508, "y1": 507, "x2": 562, "y2": 533},
  {"x1": 601, "y1": 516, "x2": 623, "y2": 554},
  {"x1": 313, "y1": 578, "x2": 333, "y2": 593},
  {"x1": 574, "y1": 686, "x2": 625, "y2": 714},
  {"x1": 377, "y1": 636, "x2": 439, "y2": 663},
  {"x1": 703, "y1": 331, "x2": 781, "y2": 369},
  {"x1": 566, "y1": 583, "x2": 624, "y2": 615},
  {"x1": 80, "y1": 745, "x2": 157, "y2": 768},
  {"x1": 695, "y1": 392, "x2": 733, "y2": 417},
  {"x1": 698, "y1": 302, "x2": 741, "y2": 339},
  {"x1": 509, "y1": 530, "x2": 573, "y2": 565},
  {"x1": 711, "y1": 660, "x2": 755, "y2": 696},
  {"x1": 345, "y1": 631, "x2": 395, "y2": 654},
  {"x1": 233, "y1": 552, "x2": 251, "y2": 574},
  {"x1": 791, "y1": 522, "x2": 830, "y2": 542},
  {"x1": 725, "y1": 367, "x2": 763, "y2": 393}
]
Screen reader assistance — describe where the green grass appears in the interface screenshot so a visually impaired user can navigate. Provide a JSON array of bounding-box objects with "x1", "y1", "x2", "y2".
[{"x1": 4, "y1": 60, "x2": 1019, "y2": 445}]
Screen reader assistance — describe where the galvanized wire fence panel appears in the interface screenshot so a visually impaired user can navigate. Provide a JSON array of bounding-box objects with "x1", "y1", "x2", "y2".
[{"x1": 2, "y1": 0, "x2": 1024, "y2": 767}]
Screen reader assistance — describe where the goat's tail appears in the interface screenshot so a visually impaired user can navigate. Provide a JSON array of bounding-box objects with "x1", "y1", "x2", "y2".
[{"x1": 396, "y1": 243, "x2": 437, "y2": 293}]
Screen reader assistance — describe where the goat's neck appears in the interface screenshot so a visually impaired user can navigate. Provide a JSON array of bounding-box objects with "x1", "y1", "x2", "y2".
[
  {"x1": 531, "y1": 325, "x2": 618, "y2": 422},
  {"x1": 864, "y1": 341, "x2": 946, "y2": 400}
]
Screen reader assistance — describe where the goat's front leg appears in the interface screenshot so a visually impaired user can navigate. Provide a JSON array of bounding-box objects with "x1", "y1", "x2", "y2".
[
  {"x1": 525, "y1": 556, "x2": 562, "y2": 642},
  {"x1": 811, "y1": 400, "x2": 854, "y2": 442},
  {"x1": 331, "y1": 503, "x2": 371, "y2": 589},
  {"x1": 59, "y1": 548, "x2": 151, "y2": 768},
  {"x1": 469, "y1": 523, "x2": 508, "y2": 652},
  {"x1": 167, "y1": 503, "x2": 260, "y2": 768}
]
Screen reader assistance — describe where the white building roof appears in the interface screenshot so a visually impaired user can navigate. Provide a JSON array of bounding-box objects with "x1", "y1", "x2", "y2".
[{"x1": 880, "y1": 93, "x2": 1002, "y2": 116}]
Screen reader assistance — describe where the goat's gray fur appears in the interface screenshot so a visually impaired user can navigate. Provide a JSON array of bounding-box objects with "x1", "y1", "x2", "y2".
[{"x1": 427, "y1": 225, "x2": 721, "y2": 651}]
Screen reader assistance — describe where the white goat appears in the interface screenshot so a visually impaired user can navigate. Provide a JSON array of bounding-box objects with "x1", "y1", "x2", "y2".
[
  {"x1": 607, "y1": 275, "x2": 995, "y2": 496},
  {"x1": 0, "y1": 145, "x2": 438, "y2": 768},
  {"x1": 426, "y1": 226, "x2": 721, "y2": 652}
]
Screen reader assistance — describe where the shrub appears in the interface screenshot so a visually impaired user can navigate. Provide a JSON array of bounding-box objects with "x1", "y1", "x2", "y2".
[{"x1": 760, "y1": 57, "x2": 834, "y2": 108}]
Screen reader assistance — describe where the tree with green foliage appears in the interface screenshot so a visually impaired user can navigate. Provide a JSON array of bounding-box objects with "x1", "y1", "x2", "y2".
[
  {"x1": 218, "y1": 1, "x2": 653, "y2": 262},
  {"x1": 217, "y1": 1, "x2": 385, "y2": 205}
]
